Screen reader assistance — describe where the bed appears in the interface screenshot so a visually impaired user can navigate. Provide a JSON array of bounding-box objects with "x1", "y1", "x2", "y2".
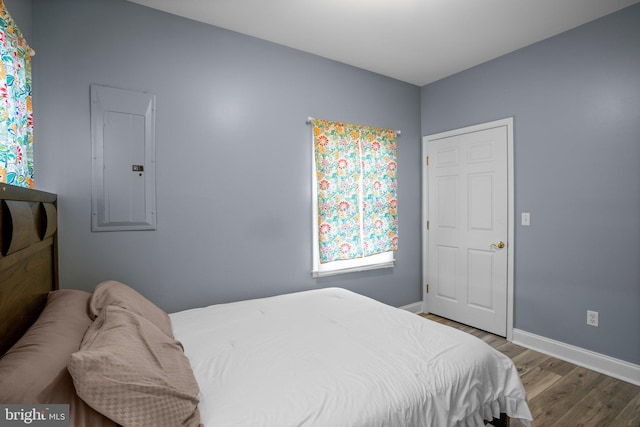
[{"x1": 0, "y1": 184, "x2": 533, "y2": 427}]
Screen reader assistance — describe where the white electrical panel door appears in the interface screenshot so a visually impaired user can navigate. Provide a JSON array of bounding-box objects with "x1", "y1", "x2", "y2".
[{"x1": 91, "y1": 85, "x2": 156, "y2": 231}]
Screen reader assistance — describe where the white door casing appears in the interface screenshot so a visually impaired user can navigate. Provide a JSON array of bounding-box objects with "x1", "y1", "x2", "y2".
[{"x1": 422, "y1": 118, "x2": 514, "y2": 339}]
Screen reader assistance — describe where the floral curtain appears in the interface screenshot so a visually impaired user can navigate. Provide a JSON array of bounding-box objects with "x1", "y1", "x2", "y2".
[
  {"x1": 313, "y1": 119, "x2": 398, "y2": 263},
  {"x1": 0, "y1": 0, "x2": 34, "y2": 188}
]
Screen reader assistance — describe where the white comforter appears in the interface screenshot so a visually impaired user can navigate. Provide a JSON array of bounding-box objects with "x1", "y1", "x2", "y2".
[{"x1": 170, "y1": 288, "x2": 532, "y2": 427}]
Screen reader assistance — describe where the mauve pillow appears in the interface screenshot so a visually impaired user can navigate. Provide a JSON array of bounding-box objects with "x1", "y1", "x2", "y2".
[
  {"x1": 68, "y1": 305, "x2": 201, "y2": 427},
  {"x1": 0, "y1": 289, "x2": 117, "y2": 427},
  {"x1": 88, "y1": 280, "x2": 174, "y2": 338}
]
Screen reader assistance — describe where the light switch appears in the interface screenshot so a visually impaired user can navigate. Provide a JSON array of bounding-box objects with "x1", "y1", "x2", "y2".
[{"x1": 521, "y1": 212, "x2": 530, "y2": 226}]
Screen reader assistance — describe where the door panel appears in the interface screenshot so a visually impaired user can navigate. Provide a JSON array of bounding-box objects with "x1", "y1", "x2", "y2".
[
  {"x1": 437, "y1": 176, "x2": 458, "y2": 227},
  {"x1": 436, "y1": 245, "x2": 457, "y2": 300},
  {"x1": 469, "y1": 173, "x2": 494, "y2": 230},
  {"x1": 468, "y1": 249, "x2": 493, "y2": 309}
]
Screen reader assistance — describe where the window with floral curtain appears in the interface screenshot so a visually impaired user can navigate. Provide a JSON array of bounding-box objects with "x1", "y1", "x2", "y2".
[
  {"x1": 0, "y1": 0, "x2": 34, "y2": 188},
  {"x1": 311, "y1": 118, "x2": 398, "y2": 277}
]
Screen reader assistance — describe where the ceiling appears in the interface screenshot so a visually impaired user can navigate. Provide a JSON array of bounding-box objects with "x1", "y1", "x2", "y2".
[{"x1": 126, "y1": 0, "x2": 639, "y2": 86}]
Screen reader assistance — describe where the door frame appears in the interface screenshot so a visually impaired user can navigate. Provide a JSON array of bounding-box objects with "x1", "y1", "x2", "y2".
[{"x1": 422, "y1": 117, "x2": 515, "y2": 341}]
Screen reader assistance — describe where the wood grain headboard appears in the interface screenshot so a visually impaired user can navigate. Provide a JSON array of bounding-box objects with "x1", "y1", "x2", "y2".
[{"x1": 0, "y1": 184, "x2": 58, "y2": 356}]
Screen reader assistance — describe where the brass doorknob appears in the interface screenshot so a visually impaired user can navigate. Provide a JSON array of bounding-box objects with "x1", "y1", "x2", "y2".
[{"x1": 489, "y1": 241, "x2": 505, "y2": 249}]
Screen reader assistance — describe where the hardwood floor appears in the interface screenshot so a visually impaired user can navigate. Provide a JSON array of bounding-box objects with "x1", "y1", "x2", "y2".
[{"x1": 419, "y1": 314, "x2": 640, "y2": 427}]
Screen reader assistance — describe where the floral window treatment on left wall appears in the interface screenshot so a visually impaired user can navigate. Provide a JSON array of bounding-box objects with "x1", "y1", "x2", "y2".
[
  {"x1": 313, "y1": 119, "x2": 398, "y2": 264},
  {"x1": 0, "y1": 0, "x2": 34, "y2": 188}
]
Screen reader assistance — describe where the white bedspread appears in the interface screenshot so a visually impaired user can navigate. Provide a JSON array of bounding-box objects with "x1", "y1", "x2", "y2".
[{"x1": 170, "y1": 288, "x2": 532, "y2": 427}]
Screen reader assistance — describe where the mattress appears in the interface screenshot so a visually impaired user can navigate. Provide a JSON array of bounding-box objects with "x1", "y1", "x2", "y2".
[{"x1": 170, "y1": 288, "x2": 532, "y2": 427}]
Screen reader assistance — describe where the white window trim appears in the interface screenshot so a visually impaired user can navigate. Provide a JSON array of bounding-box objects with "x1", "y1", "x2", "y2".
[{"x1": 311, "y1": 134, "x2": 395, "y2": 278}]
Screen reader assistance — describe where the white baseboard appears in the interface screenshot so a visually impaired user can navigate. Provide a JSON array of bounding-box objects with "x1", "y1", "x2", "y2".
[
  {"x1": 400, "y1": 301, "x2": 423, "y2": 314},
  {"x1": 512, "y1": 329, "x2": 640, "y2": 386}
]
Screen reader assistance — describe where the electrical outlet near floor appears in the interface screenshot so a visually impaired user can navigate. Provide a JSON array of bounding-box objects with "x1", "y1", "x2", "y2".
[{"x1": 587, "y1": 310, "x2": 599, "y2": 327}]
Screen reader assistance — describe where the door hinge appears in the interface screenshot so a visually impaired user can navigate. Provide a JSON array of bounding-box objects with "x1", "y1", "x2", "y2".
[
  {"x1": 425, "y1": 156, "x2": 429, "y2": 166},
  {"x1": 425, "y1": 284, "x2": 430, "y2": 294},
  {"x1": 426, "y1": 220, "x2": 430, "y2": 230}
]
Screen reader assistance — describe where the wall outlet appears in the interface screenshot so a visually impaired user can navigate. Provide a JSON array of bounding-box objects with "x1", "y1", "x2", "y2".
[{"x1": 587, "y1": 310, "x2": 599, "y2": 327}]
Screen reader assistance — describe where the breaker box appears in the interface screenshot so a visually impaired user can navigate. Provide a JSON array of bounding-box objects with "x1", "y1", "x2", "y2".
[{"x1": 90, "y1": 84, "x2": 156, "y2": 231}]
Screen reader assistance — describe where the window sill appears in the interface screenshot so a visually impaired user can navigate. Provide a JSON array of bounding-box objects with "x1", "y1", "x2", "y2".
[{"x1": 312, "y1": 259, "x2": 395, "y2": 278}]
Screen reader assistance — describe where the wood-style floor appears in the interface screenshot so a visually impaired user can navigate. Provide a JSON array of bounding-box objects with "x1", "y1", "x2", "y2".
[{"x1": 420, "y1": 314, "x2": 640, "y2": 427}]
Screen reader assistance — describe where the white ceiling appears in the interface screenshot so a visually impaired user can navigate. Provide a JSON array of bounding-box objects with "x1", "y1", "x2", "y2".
[{"x1": 126, "y1": 0, "x2": 639, "y2": 86}]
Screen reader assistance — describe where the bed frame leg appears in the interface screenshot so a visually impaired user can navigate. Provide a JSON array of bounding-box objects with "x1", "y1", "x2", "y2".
[
  {"x1": 497, "y1": 413, "x2": 510, "y2": 427},
  {"x1": 486, "y1": 413, "x2": 510, "y2": 427}
]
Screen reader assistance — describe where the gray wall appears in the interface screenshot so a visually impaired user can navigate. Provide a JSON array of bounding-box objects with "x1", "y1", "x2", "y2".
[
  {"x1": 29, "y1": 0, "x2": 422, "y2": 312},
  {"x1": 421, "y1": 5, "x2": 640, "y2": 364}
]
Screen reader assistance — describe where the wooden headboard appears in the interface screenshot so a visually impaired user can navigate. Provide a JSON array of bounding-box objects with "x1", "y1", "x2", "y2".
[{"x1": 0, "y1": 184, "x2": 58, "y2": 356}]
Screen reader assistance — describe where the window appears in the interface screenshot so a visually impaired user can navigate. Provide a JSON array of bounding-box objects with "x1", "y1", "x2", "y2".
[
  {"x1": 310, "y1": 118, "x2": 398, "y2": 277},
  {"x1": 0, "y1": 1, "x2": 34, "y2": 188}
]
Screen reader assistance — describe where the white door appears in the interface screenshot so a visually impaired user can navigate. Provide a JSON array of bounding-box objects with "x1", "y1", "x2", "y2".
[{"x1": 422, "y1": 118, "x2": 513, "y2": 337}]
